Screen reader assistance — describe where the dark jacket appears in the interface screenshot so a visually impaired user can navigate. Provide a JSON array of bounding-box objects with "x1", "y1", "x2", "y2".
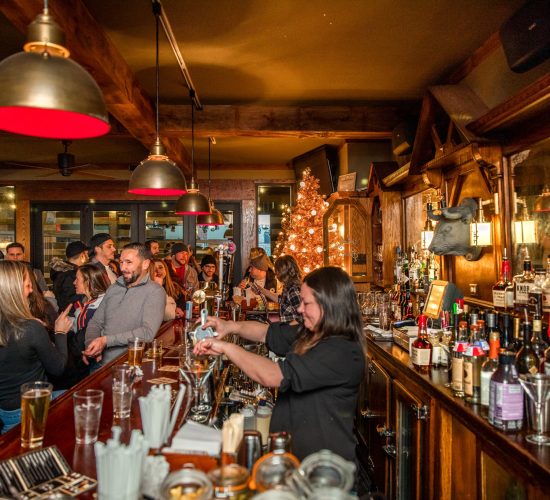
[{"x1": 49, "y1": 257, "x2": 81, "y2": 312}]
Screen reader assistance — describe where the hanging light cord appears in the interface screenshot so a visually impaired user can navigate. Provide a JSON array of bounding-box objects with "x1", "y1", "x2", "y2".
[
  {"x1": 190, "y1": 90, "x2": 196, "y2": 182},
  {"x1": 153, "y1": 1, "x2": 161, "y2": 140},
  {"x1": 207, "y1": 138, "x2": 212, "y2": 198}
]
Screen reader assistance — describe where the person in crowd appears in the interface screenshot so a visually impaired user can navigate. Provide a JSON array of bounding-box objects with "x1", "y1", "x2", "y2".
[
  {"x1": 145, "y1": 239, "x2": 160, "y2": 257},
  {"x1": 240, "y1": 253, "x2": 278, "y2": 292},
  {"x1": 196, "y1": 266, "x2": 365, "y2": 461},
  {"x1": 50, "y1": 240, "x2": 89, "y2": 312},
  {"x1": 0, "y1": 261, "x2": 72, "y2": 434},
  {"x1": 6, "y1": 242, "x2": 49, "y2": 294},
  {"x1": 28, "y1": 270, "x2": 58, "y2": 333},
  {"x1": 151, "y1": 258, "x2": 185, "y2": 320},
  {"x1": 0, "y1": 249, "x2": 4, "y2": 259},
  {"x1": 88, "y1": 233, "x2": 118, "y2": 285},
  {"x1": 164, "y1": 242, "x2": 199, "y2": 292},
  {"x1": 253, "y1": 255, "x2": 303, "y2": 324},
  {"x1": 198, "y1": 254, "x2": 219, "y2": 285},
  {"x1": 50, "y1": 264, "x2": 108, "y2": 390},
  {"x1": 83, "y1": 242, "x2": 166, "y2": 367}
]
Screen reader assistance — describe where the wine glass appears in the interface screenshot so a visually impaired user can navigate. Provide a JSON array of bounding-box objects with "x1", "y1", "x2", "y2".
[{"x1": 178, "y1": 344, "x2": 216, "y2": 422}]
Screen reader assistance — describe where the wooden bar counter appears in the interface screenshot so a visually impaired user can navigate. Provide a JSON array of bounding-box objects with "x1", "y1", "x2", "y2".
[
  {"x1": 359, "y1": 334, "x2": 550, "y2": 499},
  {"x1": 0, "y1": 319, "x2": 197, "y2": 480}
]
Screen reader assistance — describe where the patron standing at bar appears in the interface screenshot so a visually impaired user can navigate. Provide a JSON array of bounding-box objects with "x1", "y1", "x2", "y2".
[
  {"x1": 198, "y1": 254, "x2": 219, "y2": 285},
  {"x1": 196, "y1": 266, "x2": 365, "y2": 461},
  {"x1": 165, "y1": 242, "x2": 199, "y2": 292},
  {"x1": 83, "y1": 243, "x2": 165, "y2": 366},
  {"x1": 88, "y1": 233, "x2": 118, "y2": 285}
]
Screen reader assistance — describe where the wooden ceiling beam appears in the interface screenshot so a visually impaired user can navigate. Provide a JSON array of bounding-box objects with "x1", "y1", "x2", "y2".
[
  {"x1": 0, "y1": 0, "x2": 191, "y2": 174},
  {"x1": 159, "y1": 104, "x2": 413, "y2": 139}
]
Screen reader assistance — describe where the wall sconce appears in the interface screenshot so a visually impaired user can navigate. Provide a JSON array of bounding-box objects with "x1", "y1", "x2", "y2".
[
  {"x1": 421, "y1": 202, "x2": 434, "y2": 250},
  {"x1": 513, "y1": 196, "x2": 537, "y2": 244},
  {"x1": 469, "y1": 197, "x2": 492, "y2": 247},
  {"x1": 534, "y1": 185, "x2": 550, "y2": 213}
]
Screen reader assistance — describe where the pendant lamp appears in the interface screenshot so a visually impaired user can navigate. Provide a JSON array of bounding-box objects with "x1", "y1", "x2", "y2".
[
  {"x1": 0, "y1": 1, "x2": 109, "y2": 139},
  {"x1": 174, "y1": 93, "x2": 211, "y2": 215},
  {"x1": 197, "y1": 137, "x2": 225, "y2": 226},
  {"x1": 128, "y1": 1, "x2": 187, "y2": 196}
]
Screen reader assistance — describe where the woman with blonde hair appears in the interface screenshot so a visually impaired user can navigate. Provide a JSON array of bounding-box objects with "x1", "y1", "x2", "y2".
[
  {"x1": 151, "y1": 258, "x2": 185, "y2": 320},
  {"x1": 0, "y1": 261, "x2": 71, "y2": 434}
]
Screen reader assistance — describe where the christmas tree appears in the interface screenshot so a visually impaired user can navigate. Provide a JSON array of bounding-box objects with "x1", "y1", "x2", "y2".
[{"x1": 275, "y1": 168, "x2": 340, "y2": 274}]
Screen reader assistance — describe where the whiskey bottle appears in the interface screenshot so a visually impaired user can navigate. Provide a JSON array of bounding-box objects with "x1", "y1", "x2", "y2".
[
  {"x1": 464, "y1": 325, "x2": 486, "y2": 404},
  {"x1": 514, "y1": 253, "x2": 535, "y2": 311},
  {"x1": 492, "y1": 248, "x2": 514, "y2": 312},
  {"x1": 411, "y1": 314, "x2": 432, "y2": 374},
  {"x1": 451, "y1": 320, "x2": 469, "y2": 397},
  {"x1": 488, "y1": 351, "x2": 524, "y2": 432},
  {"x1": 515, "y1": 319, "x2": 540, "y2": 375}
]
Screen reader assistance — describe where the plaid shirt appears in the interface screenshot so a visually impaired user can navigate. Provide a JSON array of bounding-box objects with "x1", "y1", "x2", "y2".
[{"x1": 278, "y1": 282, "x2": 303, "y2": 324}]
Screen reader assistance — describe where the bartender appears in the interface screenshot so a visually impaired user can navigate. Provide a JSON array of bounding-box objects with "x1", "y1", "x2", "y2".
[{"x1": 196, "y1": 266, "x2": 365, "y2": 461}]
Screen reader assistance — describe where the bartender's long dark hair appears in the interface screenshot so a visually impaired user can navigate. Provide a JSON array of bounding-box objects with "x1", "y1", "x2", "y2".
[{"x1": 294, "y1": 266, "x2": 365, "y2": 355}]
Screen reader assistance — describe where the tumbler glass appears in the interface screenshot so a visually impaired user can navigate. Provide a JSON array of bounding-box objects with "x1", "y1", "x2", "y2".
[
  {"x1": 112, "y1": 364, "x2": 134, "y2": 419},
  {"x1": 73, "y1": 389, "x2": 104, "y2": 444}
]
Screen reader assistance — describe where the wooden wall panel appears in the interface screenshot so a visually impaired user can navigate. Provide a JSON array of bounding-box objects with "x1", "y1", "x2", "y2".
[
  {"x1": 403, "y1": 192, "x2": 425, "y2": 251},
  {"x1": 451, "y1": 417, "x2": 477, "y2": 499},
  {"x1": 381, "y1": 191, "x2": 402, "y2": 286}
]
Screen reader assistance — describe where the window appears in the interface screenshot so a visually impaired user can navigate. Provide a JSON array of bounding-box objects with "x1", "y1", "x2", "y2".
[
  {"x1": 0, "y1": 186, "x2": 16, "y2": 254},
  {"x1": 256, "y1": 184, "x2": 294, "y2": 256}
]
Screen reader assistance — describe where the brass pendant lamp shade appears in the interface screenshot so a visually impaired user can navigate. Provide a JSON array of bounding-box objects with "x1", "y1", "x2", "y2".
[
  {"x1": 534, "y1": 185, "x2": 550, "y2": 212},
  {"x1": 0, "y1": 4, "x2": 109, "y2": 139},
  {"x1": 128, "y1": 1, "x2": 187, "y2": 196},
  {"x1": 174, "y1": 94, "x2": 211, "y2": 215},
  {"x1": 197, "y1": 137, "x2": 224, "y2": 226}
]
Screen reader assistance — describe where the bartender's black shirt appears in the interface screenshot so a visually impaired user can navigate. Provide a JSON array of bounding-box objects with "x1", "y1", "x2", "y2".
[{"x1": 266, "y1": 322, "x2": 364, "y2": 461}]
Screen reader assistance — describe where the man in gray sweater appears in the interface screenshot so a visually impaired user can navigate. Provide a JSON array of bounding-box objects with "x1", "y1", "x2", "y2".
[{"x1": 83, "y1": 242, "x2": 166, "y2": 366}]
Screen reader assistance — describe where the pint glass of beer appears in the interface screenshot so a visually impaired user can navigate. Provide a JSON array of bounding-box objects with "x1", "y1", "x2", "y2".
[
  {"x1": 20, "y1": 381, "x2": 53, "y2": 448},
  {"x1": 127, "y1": 338, "x2": 145, "y2": 367}
]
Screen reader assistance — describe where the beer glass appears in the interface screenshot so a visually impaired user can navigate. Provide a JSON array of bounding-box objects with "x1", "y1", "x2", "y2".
[
  {"x1": 149, "y1": 339, "x2": 163, "y2": 363},
  {"x1": 20, "y1": 381, "x2": 53, "y2": 448},
  {"x1": 127, "y1": 337, "x2": 145, "y2": 367}
]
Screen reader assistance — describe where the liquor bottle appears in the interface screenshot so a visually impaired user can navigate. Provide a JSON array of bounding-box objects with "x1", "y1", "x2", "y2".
[
  {"x1": 488, "y1": 351, "x2": 524, "y2": 432},
  {"x1": 514, "y1": 253, "x2": 535, "y2": 311},
  {"x1": 394, "y1": 246, "x2": 402, "y2": 285},
  {"x1": 515, "y1": 319, "x2": 540, "y2": 375},
  {"x1": 493, "y1": 248, "x2": 514, "y2": 312},
  {"x1": 411, "y1": 314, "x2": 432, "y2": 374},
  {"x1": 480, "y1": 328, "x2": 500, "y2": 413},
  {"x1": 528, "y1": 272, "x2": 544, "y2": 318},
  {"x1": 500, "y1": 312, "x2": 513, "y2": 351},
  {"x1": 531, "y1": 305, "x2": 548, "y2": 371},
  {"x1": 463, "y1": 344, "x2": 486, "y2": 404},
  {"x1": 542, "y1": 255, "x2": 550, "y2": 325},
  {"x1": 451, "y1": 321, "x2": 470, "y2": 398},
  {"x1": 511, "y1": 316, "x2": 523, "y2": 352}
]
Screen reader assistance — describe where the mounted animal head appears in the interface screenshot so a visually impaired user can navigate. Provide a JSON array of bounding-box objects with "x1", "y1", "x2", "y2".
[{"x1": 428, "y1": 197, "x2": 482, "y2": 261}]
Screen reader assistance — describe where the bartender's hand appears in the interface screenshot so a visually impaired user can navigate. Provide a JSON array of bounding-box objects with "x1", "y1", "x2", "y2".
[
  {"x1": 238, "y1": 278, "x2": 250, "y2": 290},
  {"x1": 194, "y1": 338, "x2": 225, "y2": 357},
  {"x1": 82, "y1": 336, "x2": 107, "y2": 358},
  {"x1": 54, "y1": 304, "x2": 73, "y2": 334},
  {"x1": 202, "y1": 316, "x2": 234, "y2": 340}
]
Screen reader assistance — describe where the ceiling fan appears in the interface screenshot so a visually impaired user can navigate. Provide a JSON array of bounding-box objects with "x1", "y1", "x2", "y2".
[{"x1": 0, "y1": 140, "x2": 122, "y2": 180}]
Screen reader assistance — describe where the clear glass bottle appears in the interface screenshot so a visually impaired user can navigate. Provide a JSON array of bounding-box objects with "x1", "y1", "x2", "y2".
[
  {"x1": 480, "y1": 329, "x2": 500, "y2": 414},
  {"x1": 515, "y1": 320, "x2": 540, "y2": 375},
  {"x1": 411, "y1": 314, "x2": 432, "y2": 374},
  {"x1": 514, "y1": 253, "x2": 535, "y2": 311},
  {"x1": 451, "y1": 321, "x2": 469, "y2": 398},
  {"x1": 493, "y1": 248, "x2": 514, "y2": 312},
  {"x1": 488, "y1": 351, "x2": 524, "y2": 432}
]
